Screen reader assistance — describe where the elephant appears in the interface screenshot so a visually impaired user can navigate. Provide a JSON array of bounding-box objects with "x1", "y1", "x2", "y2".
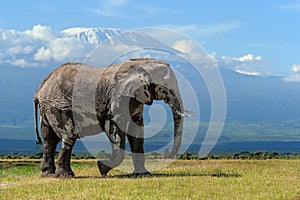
[{"x1": 34, "y1": 58, "x2": 187, "y2": 178}]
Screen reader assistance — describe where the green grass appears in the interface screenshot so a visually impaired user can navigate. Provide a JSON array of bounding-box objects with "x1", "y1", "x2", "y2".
[{"x1": 1, "y1": 159, "x2": 300, "y2": 200}]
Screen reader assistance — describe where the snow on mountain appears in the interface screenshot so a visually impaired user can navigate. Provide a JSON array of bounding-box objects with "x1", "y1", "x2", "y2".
[
  {"x1": 61, "y1": 27, "x2": 168, "y2": 48},
  {"x1": 62, "y1": 27, "x2": 122, "y2": 44},
  {"x1": 235, "y1": 69, "x2": 260, "y2": 76}
]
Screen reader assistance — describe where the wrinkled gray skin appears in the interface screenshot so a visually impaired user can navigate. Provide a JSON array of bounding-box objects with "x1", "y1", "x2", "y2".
[{"x1": 34, "y1": 58, "x2": 184, "y2": 178}]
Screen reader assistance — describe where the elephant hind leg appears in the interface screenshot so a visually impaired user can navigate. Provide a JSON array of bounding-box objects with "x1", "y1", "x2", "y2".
[
  {"x1": 55, "y1": 139, "x2": 76, "y2": 178},
  {"x1": 41, "y1": 121, "x2": 60, "y2": 177}
]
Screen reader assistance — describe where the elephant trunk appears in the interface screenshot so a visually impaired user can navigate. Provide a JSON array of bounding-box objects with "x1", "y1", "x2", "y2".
[{"x1": 165, "y1": 90, "x2": 184, "y2": 158}]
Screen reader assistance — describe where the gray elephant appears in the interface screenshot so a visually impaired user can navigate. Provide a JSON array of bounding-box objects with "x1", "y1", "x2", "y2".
[{"x1": 34, "y1": 58, "x2": 187, "y2": 178}]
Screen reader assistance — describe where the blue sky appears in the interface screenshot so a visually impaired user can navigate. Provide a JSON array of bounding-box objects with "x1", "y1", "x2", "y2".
[{"x1": 1, "y1": 0, "x2": 300, "y2": 76}]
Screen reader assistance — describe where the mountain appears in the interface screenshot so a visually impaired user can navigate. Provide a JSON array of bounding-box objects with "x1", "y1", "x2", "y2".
[
  {"x1": 61, "y1": 27, "x2": 175, "y2": 49},
  {"x1": 220, "y1": 67, "x2": 300, "y2": 121},
  {"x1": 62, "y1": 27, "x2": 123, "y2": 44}
]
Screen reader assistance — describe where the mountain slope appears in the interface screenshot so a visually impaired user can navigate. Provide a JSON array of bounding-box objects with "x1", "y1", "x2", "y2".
[{"x1": 221, "y1": 68, "x2": 300, "y2": 121}]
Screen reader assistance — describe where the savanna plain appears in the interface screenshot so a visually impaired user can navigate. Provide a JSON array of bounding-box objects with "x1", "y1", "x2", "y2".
[{"x1": 0, "y1": 159, "x2": 300, "y2": 200}]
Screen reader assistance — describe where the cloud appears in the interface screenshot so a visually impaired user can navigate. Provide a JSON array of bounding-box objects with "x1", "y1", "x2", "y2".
[
  {"x1": 134, "y1": 5, "x2": 179, "y2": 15},
  {"x1": 172, "y1": 40, "x2": 195, "y2": 54},
  {"x1": 291, "y1": 64, "x2": 300, "y2": 73},
  {"x1": 10, "y1": 59, "x2": 28, "y2": 67},
  {"x1": 171, "y1": 39, "x2": 217, "y2": 67},
  {"x1": 220, "y1": 54, "x2": 267, "y2": 76},
  {"x1": 283, "y1": 64, "x2": 300, "y2": 82},
  {"x1": 88, "y1": 0, "x2": 127, "y2": 16},
  {"x1": 34, "y1": 47, "x2": 51, "y2": 61},
  {"x1": 279, "y1": 1, "x2": 300, "y2": 11},
  {"x1": 34, "y1": 38, "x2": 89, "y2": 62},
  {"x1": 198, "y1": 22, "x2": 240, "y2": 35},
  {"x1": 0, "y1": 29, "x2": 32, "y2": 47},
  {"x1": 105, "y1": 0, "x2": 127, "y2": 7},
  {"x1": 236, "y1": 54, "x2": 262, "y2": 62},
  {"x1": 89, "y1": 0, "x2": 179, "y2": 17},
  {"x1": 24, "y1": 24, "x2": 55, "y2": 41},
  {"x1": 168, "y1": 22, "x2": 240, "y2": 36},
  {"x1": 283, "y1": 74, "x2": 300, "y2": 82},
  {"x1": 0, "y1": 25, "x2": 95, "y2": 67},
  {"x1": 7, "y1": 45, "x2": 33, "y2": 56}
]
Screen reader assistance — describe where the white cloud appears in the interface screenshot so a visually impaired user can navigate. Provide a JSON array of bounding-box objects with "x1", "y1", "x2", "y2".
[
  {"x1": 291, "y1": 64, "x2": 300, "y2": 73},
  {"x1": 34, "y1": 38, "x2": 88, "y2": 62},
  {"x1": 49, "y1": 38, "x2": 87, "y2": 61},
  {"x1": 171, "y1": 39, "x2": 217, "y2": 67},
  {"x1": 280, "y1": 1, "x2": 300, "y2": 11},
  {"x1": 283, "y1": 74, "x2": 300, "y2": 82},
  {"x1": 7, "y1": 45, "x2": 33, "y2": 55},
  {"x1": 220, "y1": 54, "x2": 267, "y2": 76},
  {"x1": 198, "y1": 22, "x2": 240, "y2": 35},
  {"x1": 89, "y1": 0, "x2": 179, "y2": 17},
  {"x1": 222, "y1": 54, "x2": 262, "y2": 62},
  {"x1": 106, "y1": 0, "x2": 127, "y2": 7},
  {"x1": 135, "y1": 5, "x2": 179, "y2": 15},
  {"x1": 172, "y1": 40, "x2": 194, "y2": 54},
  {"x1": 170, "y1": 24, "x2": 198, "y2": 33},
  {"x1": 0, "y1": 29, "x2": 31, "y2": 46},
  {"x1": 10, "y1": 59, "x2": 28, "y2": 67},
  {"x1": 0, "y1": 25, "x2": 96, "y2": 67},
  {"x1": 283, "y1": 64, "x2": 300, "y2": 82},
  {"x1": 236, "y1": 54, "x2": 262, "y2": 62},
  {"x1": 34, "y1": 47, "x2": 51, "y2": 61},
  {"x1": 168, "y1": 22, "x2": 240, "y2": 36},
  {"x1": 88, "y1": 0, "x2": 127, "y2": 16},
  {"x1": 25, "y1": 24, "x2": 55, "y2": 41}
]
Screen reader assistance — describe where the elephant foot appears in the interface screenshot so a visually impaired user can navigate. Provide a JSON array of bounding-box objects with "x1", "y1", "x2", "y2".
[
  {"x1": 41, "y1": 167, "x2": 56, "y2": 178},
  {"x1": 132, "y1": 171, "x2": 152, "y2": 178},
  {"x1": 41, "y1": 171, "x2": 56, "y2": 178},
  {"x1": 97, "y1": 160, "x2": 112, "y2": 177},
  {"x1": 55, "y1": 168, "x2": 75, "y2": 178}
]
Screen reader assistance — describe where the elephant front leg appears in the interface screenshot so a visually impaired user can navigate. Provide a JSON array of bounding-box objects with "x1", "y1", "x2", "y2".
[
  {"x1": 127, "y1": 119, "x2": 151, "y2": 176},
  {"x1": 98, "y1": 121, "x2": 125, "y2": 177}
]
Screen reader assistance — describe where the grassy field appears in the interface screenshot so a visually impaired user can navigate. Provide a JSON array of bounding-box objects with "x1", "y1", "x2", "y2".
[{"x1": 0, "y1": 159, "x2": 300, "y2": 200}]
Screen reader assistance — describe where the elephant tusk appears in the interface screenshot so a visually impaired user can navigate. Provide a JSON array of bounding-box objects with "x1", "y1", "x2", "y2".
[
  {"x1": 170, "y1": 104, "x2": 192, "y2": 117},
  {"x1": 183, "y1": 109, "x2": 195, "y2": 114}
]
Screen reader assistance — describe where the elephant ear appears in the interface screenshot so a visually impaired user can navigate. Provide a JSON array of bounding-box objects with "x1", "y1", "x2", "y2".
[{"x1": 113, "y1": 63, "x2": 152, "y2": 104}]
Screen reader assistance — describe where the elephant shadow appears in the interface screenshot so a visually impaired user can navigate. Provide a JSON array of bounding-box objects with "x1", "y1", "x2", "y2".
[{"x1": 75, "y1": 172, "x2": 241, "y2": 179}]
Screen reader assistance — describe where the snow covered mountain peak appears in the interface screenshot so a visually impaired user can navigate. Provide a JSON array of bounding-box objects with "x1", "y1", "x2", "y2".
[{"x1": 62, "y1": 27, "x2": 122, "y2": 44}]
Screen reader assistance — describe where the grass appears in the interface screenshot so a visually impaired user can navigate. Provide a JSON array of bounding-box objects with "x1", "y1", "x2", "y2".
[{"x1": 0, "y1": 159, "x2": 300, "y2": 200}]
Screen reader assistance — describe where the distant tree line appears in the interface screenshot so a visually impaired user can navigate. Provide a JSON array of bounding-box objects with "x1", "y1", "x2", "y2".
[
  {"x1": 178, "y1": 151, "x2": 300, "y2": 160},
  {"x1": 1, "y1": 151, "x2": 300, "y2": 160}
]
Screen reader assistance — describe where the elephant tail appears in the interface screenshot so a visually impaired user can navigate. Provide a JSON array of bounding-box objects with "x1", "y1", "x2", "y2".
[{"x1": 34, "y1": 97, "x2": 43, "y2": 149}]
